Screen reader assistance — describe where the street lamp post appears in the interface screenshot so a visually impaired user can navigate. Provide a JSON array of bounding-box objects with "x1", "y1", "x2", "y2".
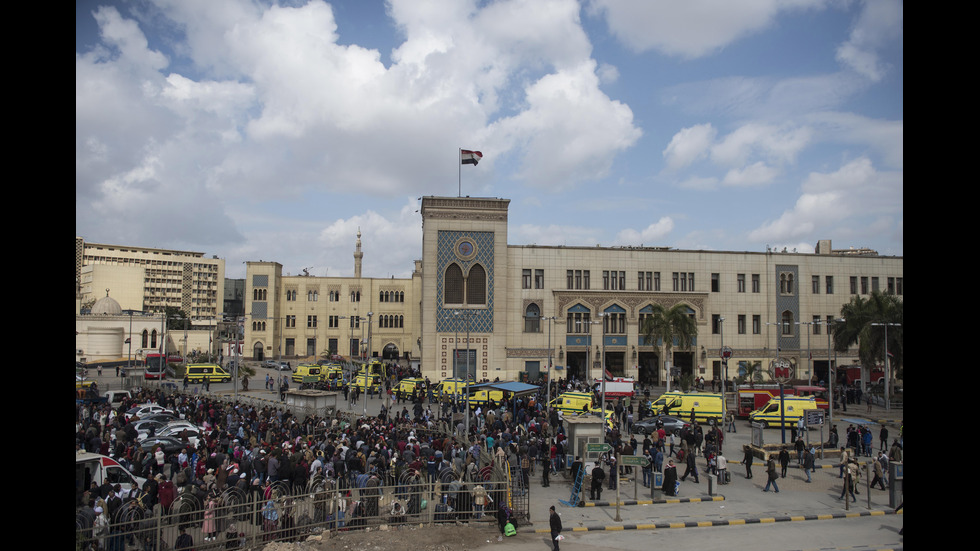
[
  {"x1": 719, "y1": 317, "x2": 727, "y2": 428},
  {"x1": 820, "y1": 317, "x2": 844, "y2": 429},
  {"x1": 542, "y1": 315, "x2": 558, "y2": 425},
  {"x1": 366, "y1": 312, "x2": 373, "y2": 418},
  {"x1": 454, "y1": 310, "x2": 473, "y2": 437},
  {"x1": 871, "y1": 322, "x2": 901, "y2": 411},
  {"x1": 598, "y1": 312, "x2": 608, "y2": 419}
]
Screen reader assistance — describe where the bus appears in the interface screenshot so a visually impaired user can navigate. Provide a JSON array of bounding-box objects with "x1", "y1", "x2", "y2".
[{"x1": 143, "y1": 353, "x2": 182, "y2": 379}]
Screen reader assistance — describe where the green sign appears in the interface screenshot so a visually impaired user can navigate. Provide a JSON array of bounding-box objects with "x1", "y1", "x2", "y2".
[
  {"x1": 586, "y1": 443, "x2": 611, "y2": 453},
  {"x1": 621, "y1": 455, "x2": 649, "y2": 467}
]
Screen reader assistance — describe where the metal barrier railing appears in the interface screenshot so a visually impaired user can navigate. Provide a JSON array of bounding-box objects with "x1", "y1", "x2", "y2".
[{"x1": 75, "y1": 468, "x2": 512, "y2": 550}]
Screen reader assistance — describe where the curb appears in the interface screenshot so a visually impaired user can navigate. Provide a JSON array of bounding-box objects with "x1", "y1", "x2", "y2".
[
  {"x1": 579, "y1": 495, "x2": 725, "y2": 507},
  {"x1": 533, "y1": 509, "x2": 901, "y2": 533}
]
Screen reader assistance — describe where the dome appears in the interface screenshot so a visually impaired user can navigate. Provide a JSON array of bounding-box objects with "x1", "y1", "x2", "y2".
[{"x1": 91, "y1": 291, "x2": 122, "y2": 315}]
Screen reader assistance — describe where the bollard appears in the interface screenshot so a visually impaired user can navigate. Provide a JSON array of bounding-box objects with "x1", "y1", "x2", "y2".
[{"x1": 707, "y1": 473, "x2": 716, "y2": 496}]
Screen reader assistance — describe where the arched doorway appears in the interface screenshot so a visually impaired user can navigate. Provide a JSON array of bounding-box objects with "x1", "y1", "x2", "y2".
[
  {"x1": 383, "y1": 343, "x2": 399, "y2": 360},
  {"x1": 253, "y1": 342, "x2": 264, "y2": 361}
]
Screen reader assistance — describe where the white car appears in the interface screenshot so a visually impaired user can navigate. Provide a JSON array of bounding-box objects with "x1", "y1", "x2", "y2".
[
  {"x1": 124, "y1": 404, "x2": 174, "y2": 420},
  {"x1": 136, "y1": 421, "x2": 202, "y2": 445}
]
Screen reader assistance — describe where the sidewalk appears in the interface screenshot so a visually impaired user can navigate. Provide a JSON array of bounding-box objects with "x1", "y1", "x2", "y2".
[{"x1": 523, "y1": 404, "x2": 902, "y2": 533}]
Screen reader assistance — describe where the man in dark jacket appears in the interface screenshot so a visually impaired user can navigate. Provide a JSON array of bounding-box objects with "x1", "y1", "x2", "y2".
[{"x1": 550, "y1": 505, "x2": 563, "y2": 551}]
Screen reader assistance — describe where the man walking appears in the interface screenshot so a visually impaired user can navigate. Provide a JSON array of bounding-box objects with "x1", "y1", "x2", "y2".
[
  {"x1": 762, "y1": 456, "x2": 779, "y2": 493},
  {"x1": 549, "y1": 505, "x2": 563, "y2": 551}
]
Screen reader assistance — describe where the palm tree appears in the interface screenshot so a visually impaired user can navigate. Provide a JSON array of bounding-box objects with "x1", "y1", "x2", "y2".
[
  {"x1": 833, "y1": 291, "x2": 903, "y2": 385},
  {"x1": 639, "y1": 303, "x2": 698, "y2": 392}
]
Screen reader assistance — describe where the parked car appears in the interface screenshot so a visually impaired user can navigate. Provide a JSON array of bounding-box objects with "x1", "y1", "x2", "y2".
[
  {"x1": 139, "y1": 436, "x2": 190, "y2": 455},
  {"x1": 262, "y1": 360, "x2": 278, "y2": 369},
  {"x1": 124, "y1": 404, "x2": 174, "y2": 420},
  {"x1": 278, "y1": 362, "x2": 291, "y2": 371},
  {"x1": 632, "y1": 414, "x2": 690, "y2": 436}
]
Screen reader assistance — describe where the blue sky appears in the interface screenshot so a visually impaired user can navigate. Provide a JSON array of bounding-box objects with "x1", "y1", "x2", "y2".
[{"x1": 76, "y1": 0, "x2": 903, "y2": 280}]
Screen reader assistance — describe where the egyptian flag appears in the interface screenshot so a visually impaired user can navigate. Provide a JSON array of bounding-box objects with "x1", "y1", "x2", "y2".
[{"x1": 460, "y1": 150, "x2": 483, "y2": 165}]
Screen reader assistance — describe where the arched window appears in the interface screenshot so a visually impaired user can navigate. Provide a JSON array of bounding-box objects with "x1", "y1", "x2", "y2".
[
  {"x1": 524, "y1": 303, "x2": 541, "y2": 333},
  {"x1": 445, "y1": 263, "x2": 464, "y2": 304},
  {"x1": 466, "y1": 264, "x2": 486, "y2": 305},
  {"x1": 781, "y1": 310, "x2": 794, "y2": 335},
  {"x1": 141, "y1": 330, "x2": 149, "y2": 348}
]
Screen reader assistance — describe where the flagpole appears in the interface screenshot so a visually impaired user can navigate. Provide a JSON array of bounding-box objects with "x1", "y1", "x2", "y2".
[{"x1": 458, "y1": 148, "x2": 461, "y2": 197}]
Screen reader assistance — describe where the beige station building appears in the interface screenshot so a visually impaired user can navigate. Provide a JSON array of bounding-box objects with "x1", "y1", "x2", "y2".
[{"x1": 240, "y1": 196, "x2": 903, "y2": 387}]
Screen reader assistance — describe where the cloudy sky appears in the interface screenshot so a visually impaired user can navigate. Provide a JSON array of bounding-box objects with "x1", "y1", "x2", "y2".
[{"x1": 76, "y1": 0, "x2": 903, "y2": 280}]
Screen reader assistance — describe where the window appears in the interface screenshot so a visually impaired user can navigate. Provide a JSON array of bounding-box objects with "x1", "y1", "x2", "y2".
[
  {"x1": 307, "y1": 290, "x2": 318, "y2": 301},
  {"x1": 604, "y1": 312, "x2": 625, "y2": 334},
  {"x1": 737, "y1": 274, "x2": 746, "y2": 293},
  {"x1": 896, "y1": 277, "x2": 903, "y2": 295},
  {"x1": 567, "y1": 270, "x2": 574, "y2": 289},
  {"x1": 524, "y1": 303, "x2": 541, "y2": 333},
  {"x1": 781, "y1": 311, "x2": 793, "y2": 335},
  {"x1": 445, "y1": 264, "x2": 464, "y2": 304},
  {"x1": 780, "y1": 273, "x2": 794, "y2": 295},
  {"x1": 307, "y1": 315, "x2": 318, "y2": 328},
  {"x1": 738, "y1": 315, "x2": 746, "y2": 335},
  {"x1": 329, "y1": 316, "x2": 339, "y2": 328},
  {"x1": 522, "y1": 269, "x2": 532, "y2": 289},
  {"x1": 583, "y1": 270, "x2": 590, "y2": 289},
  {"x1": 673, "y1": 272, "x2": 694, "y2": 291},
  {"x1": 603, "y1": 271, "x2": 610, "y2": 290},
  {"x1": 286, "y1": 315, "x2": 296, "y2": 328},
  {"x1": 887, "y1": 277, "x2": 895, "y2": 295},
  {"x1": 711, "y1": 273, "x2": 720, "y2": 292},
  {"x1": 566, "y1": 307, "x2": 592, "y2": 334},
  {"x1": 812, "y1": 275, "x2": 820, "y2": 294},
  {"x1": 871, "y1": 277, "x2": 879, "y2": 293},
  {"x1": 654, "y1": 272, "x2": 660, "y2": 291},
  {"x1": 752, "y1": 315, "x2": 761, "y2": 335},
  {"x1": 466, "y1": 264, "x2": 487, "y2": 305},
  {"x1": 535, "y1": 269, "x2": 544, "y2": 289},
  {"x1": 286, "y1": 289, "x2": 297, "y2": 301},
  {"x1": 712, "y1": 314, "x2": 722, "y2": 334},
  {"x1": 861, "y1": 277, "x2": 868, "y2": 294},
  {"x1": 350, "y1": 290, "x2": 361, "y2": 302},
  {"x1": 850, "y1": 276, "x2": 858, "y2": 294},
  {"x1": 812, "y1": 316, "x2": 821, "y2": 335},
  {"x1": 329, "y1": 290, "x2": 340, "y2": 301},
  {"x1": 445, "y1": 262, "x2": 487, "y2": 306},
  {"x1": 826, "y1": 276, "x2": 834, "y2": 295},
  {"x1": 752, "y1": 274, "x2": 760, "y2": 293}
]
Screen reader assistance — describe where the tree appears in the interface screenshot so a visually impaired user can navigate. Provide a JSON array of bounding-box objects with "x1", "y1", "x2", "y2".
[
  {"x1": 833, "y1": 291, "x2": 903, "y2": 383},
  {"x1": 165, "y1": 306, "x2": 191, "y2": 330},
  {"x1": 639, "y1": 303, "x2": 699, "y2": 392}
]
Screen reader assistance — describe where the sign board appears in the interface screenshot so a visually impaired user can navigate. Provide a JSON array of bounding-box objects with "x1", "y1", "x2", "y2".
[
  {"x1": 621, "y1": 455, "x2": 649, "y2": 467},
  {"x1": 769, "y1": 358, "x2": 793, "y2": 383},
  {"x1": 719, "y1": 346, "x2": 734, "y2": 360},
  {"x1": 805, "y1": 409, "x2": 825, "y2": 427},
  {"x1": 586, "y1": 443, "x2": 612, "y2": 453}
]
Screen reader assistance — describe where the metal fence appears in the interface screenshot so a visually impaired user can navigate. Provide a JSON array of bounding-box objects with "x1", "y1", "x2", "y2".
[{"x1": 76, "y1": 463, "x2": 516, "y2": 551}]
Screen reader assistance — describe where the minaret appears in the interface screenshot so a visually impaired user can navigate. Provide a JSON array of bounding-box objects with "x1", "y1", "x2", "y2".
[{"x1": 354, "y1": 228, "x2": 363, "y2": 279}]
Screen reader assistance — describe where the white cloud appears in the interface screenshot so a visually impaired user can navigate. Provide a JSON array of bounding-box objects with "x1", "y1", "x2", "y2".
[
  {"x1": 589, "y1": 0, "x2": 827, "y2": 58},
  {"x1": 710, "y1": 123, "x2": 811, "y2": 168},
  {"x1": 615, "y1": 217, "x2": 675, "y2": 245},
  {"x1": 722, "y1": 162, "x2": 778, "y2": 187},
  {"x1": 748, "y1": 157, "x2": 902, "y2": 243},
  {"x1": 835, "y1": 0, "x2": 903, "y2": 82},
  {"x1": 663, "y1": 123, "x2": 716, "y2": 171}
]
